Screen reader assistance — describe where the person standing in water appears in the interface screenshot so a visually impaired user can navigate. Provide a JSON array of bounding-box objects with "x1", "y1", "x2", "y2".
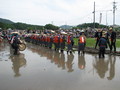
[
  {"x1": 94, "y1": 29, "x2": 102, "y2": 49},
  {"x1": 109, "y1": 28, "x2": 116, "y2": 53},
  {"x1": 98, "y1": 33, "x2": 107, "y2": 58},
  {"x1": 78, "y1": 30, "x2": 86, "y2": 55}
]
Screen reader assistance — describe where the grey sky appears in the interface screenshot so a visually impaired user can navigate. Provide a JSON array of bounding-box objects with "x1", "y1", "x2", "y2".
[{"x1": 0, "y1": 0, "x2": 120, "y2": 26}]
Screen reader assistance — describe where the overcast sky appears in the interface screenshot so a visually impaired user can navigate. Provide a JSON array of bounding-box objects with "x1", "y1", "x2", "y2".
[{"x1": 0, "y1": 0, "x2": 120, "y2": 26}]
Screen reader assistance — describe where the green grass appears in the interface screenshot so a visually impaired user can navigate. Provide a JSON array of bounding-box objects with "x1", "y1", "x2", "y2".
[
  {"x1": 116, "y1": 39, "x2": 120, "y2": 48},
  {"x1": 74, "y1": 38, "x2": 120, "y2": 48}
]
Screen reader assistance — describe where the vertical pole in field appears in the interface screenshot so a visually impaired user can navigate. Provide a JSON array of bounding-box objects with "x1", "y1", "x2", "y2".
[
  {"x1": 113, "y1": 0, "x2": 117, "y2": 26},
  {"x1": 93, "y1": 1, "x2": 95, "y2": 30},
  {"x1": 99, "y1": 13, "x2": 102, "y2": 24}
]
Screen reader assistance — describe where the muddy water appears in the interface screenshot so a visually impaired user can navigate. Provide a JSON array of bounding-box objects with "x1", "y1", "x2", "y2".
[{"x1": 0, "y1": 41, "x2": 120, "y2": 90}]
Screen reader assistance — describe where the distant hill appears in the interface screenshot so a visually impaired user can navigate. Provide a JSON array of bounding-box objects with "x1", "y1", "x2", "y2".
[
  {"x1": 0, "y1": 18, "x2": 44, "y2": 30},
  {"x1": 60, "y1": 25, "x2": 73, "y2": 29},
  {"x1": 0, "y1": 18, "x2": 14, "y2": 24}
]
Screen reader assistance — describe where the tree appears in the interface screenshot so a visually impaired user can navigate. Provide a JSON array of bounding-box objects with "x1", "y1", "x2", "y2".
[
  {"x1": 45, "y1": 24, "x2": 59, "y2": 30},
  {"x1": 77, "y1": 23, "x2": 107, "y2": 29},
  {"x1": 0, "y1": 22, "x2": 5, "y2": 29}
]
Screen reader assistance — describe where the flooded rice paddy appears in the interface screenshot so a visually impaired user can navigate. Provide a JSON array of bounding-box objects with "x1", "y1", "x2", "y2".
[{"x1": 0, "y1": 40, "x2": 120, "y2": 90}]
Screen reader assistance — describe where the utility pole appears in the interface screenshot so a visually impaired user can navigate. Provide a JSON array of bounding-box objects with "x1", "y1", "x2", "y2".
[
  {"x1": 65, "y1": 22, "x2": 67, "y2": 30},
  {"x1": 51, "y1": 21, "x2": 54, "y2": 25},
  {"x1": 94, "y1": 9, "x2": 112, "y2": 26},
  {"x1": 106, "y1": 10, "x2": 112, "y2": 26},
  {"x1": 106, "y1": 11, "x2": 108, "y2": 26},
  {"x1": 113, "y1": 0, "x2": 117, "y2": 26},
  {"x1": 99, "y1": 13, "x2": 102, "y2": 24},
  {"x1": 93, "y1": 1, "x2": 95, "y2": 30}
]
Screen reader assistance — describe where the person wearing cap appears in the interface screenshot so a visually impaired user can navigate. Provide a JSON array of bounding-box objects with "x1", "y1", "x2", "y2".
[
  {"x1": 103, "y1": 30, "x2": 111, "y2": 50},
  {"x1": 109, "y1": 28, "x2": 116, "y2": 53},
  {"x1": 78, "y1": 30, "x2": 86, "y2": 54},
  {"x1": 98, "y1": 33, "x2": 107, "y2": 58},
  {"x1": 94, "y1": 29, "x2": 102, "y2": 49}
]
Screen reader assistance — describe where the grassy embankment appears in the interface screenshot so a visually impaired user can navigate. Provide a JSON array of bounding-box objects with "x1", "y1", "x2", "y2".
[{"x1": 74, "y1": 38, "x2": 120, "y2": 48}]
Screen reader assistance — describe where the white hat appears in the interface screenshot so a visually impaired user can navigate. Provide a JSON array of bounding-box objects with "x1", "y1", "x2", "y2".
[
  {"x1": 61, "y1": 32, "x2": 67, "y2": 35},
  {"x1": 81, "y1": 30, "x2": 84, "y2": 33}
]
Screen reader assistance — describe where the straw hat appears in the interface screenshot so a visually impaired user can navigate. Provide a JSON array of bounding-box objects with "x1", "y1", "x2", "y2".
[
  {"x1": 102, "y1": 31, "x2": 107, "y2": 34},
  {"x1": 61, "y1": 32, "x2": 67, "y2": 35},
  {"x1": 109, "y1": 28, "x2": 113, "y2": 31},
  {"x1": 81, "y1": 30, "x2": 84, "y2": 33},
  {"x1": 97, "y1": 29, "x2": 102, "y2": 32},
  {"x1": 11, "y1": 32, "x2": 19, "y2": 35}
]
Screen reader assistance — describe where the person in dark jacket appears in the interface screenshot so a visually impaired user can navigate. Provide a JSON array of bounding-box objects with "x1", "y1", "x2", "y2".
[
  {"x1": 11, "y1": 34, "x2": 21, "y2": 55},
  {"x1": 98, "y1": 34, "x2": 107, "y2": 58},
  {"x1": 109, "y1": 28, "x2": 116, "y2": 53},
  {"x1": 104, "y1": 31, "x2": 111, "y2": 50},
  {"x1": 94, "y1": 29, "x2": 102, "y2": 49}
]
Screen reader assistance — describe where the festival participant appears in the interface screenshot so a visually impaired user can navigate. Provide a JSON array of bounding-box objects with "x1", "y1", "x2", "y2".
[
  {"x1": 59, "y1": 33, "x2": 66, "y2": 53},
  {"x1": 98, "y1": 33, "x2": 107, "y2": 58},
  {"x1": 40, "y1": 34, "x2": 44, "y2": 46},
  {"x1": 47, "y1": 33, "x2": 53, "y2": 49},
  {"x1": 53, "y1": 33, "x2": 60, "y2": 51},
  {"x1": 45, "y1": 34, "x2": 48, "y2": 47},
  {"x1": 94, "y1": 29, "x2": 102, "y2": 49},
  {"x1": 11, "y1": 33, "x2": 21, "y2": 55},
  {"x1": 103, "y1": 30, "x2": 111, "y2": 50},
  {"x1": 42, "y1": 34, "x2": 46, "y2": 47},
  {"x1": 36, "y1": 34, "x2": 40, "y2": 45},
  {"x1": 78, "y1": 30, "x2": 86, "y2": 54},
  {"x1": 0, "y1": 32, "x2": 3, "y2": 42},
  {"x1": 67, "y1": 33, "x2": 74, "y2": 54},
  {"x1": 30, "y1": 34, "x2": 35, "y2": 43},
  {"x1": 109, "y1": 28, "x2": 116, "y2": 53}
]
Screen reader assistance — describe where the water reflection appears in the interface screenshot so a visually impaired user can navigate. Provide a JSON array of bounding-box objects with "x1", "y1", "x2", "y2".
[
  {"x1": 107, "y1": 56, "x2": 116, "y2": 80},
  {"x1": 9, "y1": 53, "x2": 26, "y2": 77},
  {"x1": 93, "y1": 55, "x2": 116, "y2": 80},
  {"x1": 27, "y1": 44, "x2": 75, "y2": 72},
  {"x1": 78, "y1": 54, "x2": 86, "y2": 70},
  {"x1": 47, "y1": 50, "x2": 66, "y2": 70},
  {"x1": 0, "y1": 40, "x2": 6, "y2": 51},
  {"x1": 27, "y1": 44, "x2": 117, "y2": 79},
  {"x1": 66, "y1": 53, "x2": 74, "y2": 72},
  {"x1": 60, "y1": 53, "x2": 65, "y2": 70},
  {"x1": 53, "y1": 51, "x2": 61, "y2": 67},
  {"x1": 93, "y1": 58, "x2": 109, "y2": 78},
  {"x1": 0, "y1": 42, "x2": 3, "y2": 50},
  {"x1": 28, "y1": 45, "x2": 66, "y2": 70}
]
